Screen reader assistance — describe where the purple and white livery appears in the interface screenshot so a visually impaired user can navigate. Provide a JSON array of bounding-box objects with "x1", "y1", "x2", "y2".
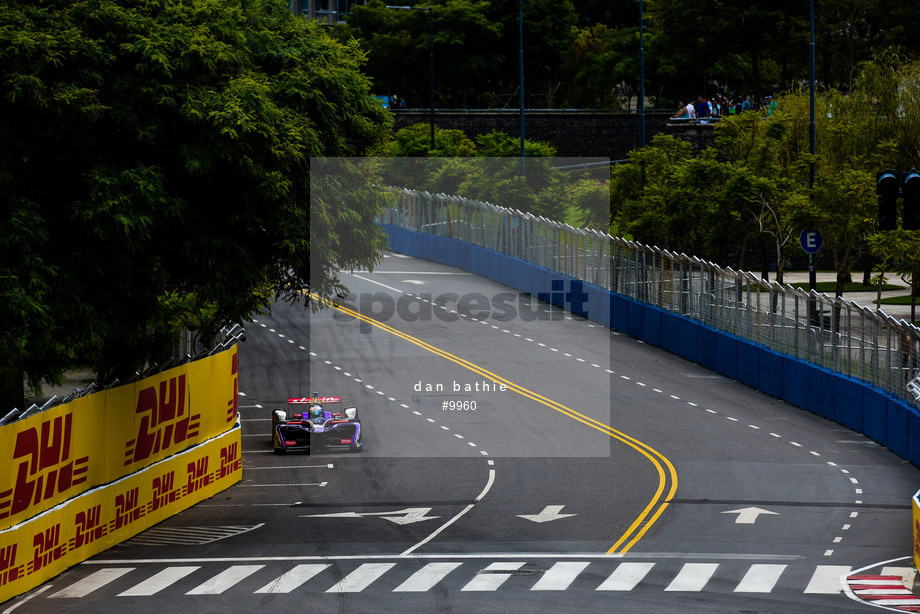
[{"x1": 272, "y1": 393, "x2": 363, "y2": 453}]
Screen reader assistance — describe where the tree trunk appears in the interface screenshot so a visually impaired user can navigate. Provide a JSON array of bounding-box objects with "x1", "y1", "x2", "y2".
[
  {"x1": 912, "y1": 267, "x2": 918, "y2": 324},
  {"x1": 0, "y1": 333, "x2": 25, "y2": 415},
  {"x1": 836, "y1": 270, "x2": 847, "y2": 299},
  {"x1": 877, "y1": 268, "x2": 885, "y2": 312},
  {"x1": 760, "y1": 238, "x2": 770, "y2": 281}
]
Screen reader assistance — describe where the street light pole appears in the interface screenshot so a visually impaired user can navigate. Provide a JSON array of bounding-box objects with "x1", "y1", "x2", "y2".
[
  {"x1": 519, "y1": 0, "x2": 525, "y2": 176},
  {"x1": 809, "y1": 0, "x2": 817, "y2": 294},
  {"x1": 427, "y1": 5, "x2": 434, "y2": 152},
  {"x1": 386, "y1": 5, "x2": 435, "y2": 151},
  {"x1": 639, "y1": 0, "x2": 645, "y2": 147}
]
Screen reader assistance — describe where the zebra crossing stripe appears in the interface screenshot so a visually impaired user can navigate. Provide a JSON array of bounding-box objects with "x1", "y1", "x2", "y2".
[
  {"x1": 596, "y1": 562, "x2": 655, "y2": 591},
  {"x1": 733, "y1": 564, "x2": 787, "y2": 593},
  {"x1": 50, "y1": 568, "x2": 135, "y2": 598},
  {"x1": 44, "y1": 560, "x2": 865, "y2": 597},
  {"x1": 664, "y1": 563, "x2": 719, "y2": 592},
  {"x1": 804, "y1": 565, "x2": 850, "y2": 593},
  {"x1": 325, "y1": 563, "x2": 396, "y2": 593},
  {"x1": 118, "y1": 566, "x2": 200, "y2": 596},
  {"x1": 185, "y1": 565, "x2": 264, "y2": 595},
  {"x1": 531, "y1": 562, "x2": 591, "y2": 591},
  {"x1": 392, "y1": 562, "x2": 463, "y2": 592},
  {"x1": 461, "y1": 562, "x2": 526, "y2": 591},
  {"x1": 255, "y1": 564, "x2": 329, "y2": 594}
]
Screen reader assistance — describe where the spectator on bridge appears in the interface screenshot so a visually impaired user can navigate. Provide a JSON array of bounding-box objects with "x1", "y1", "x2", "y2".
[
  {"x1": 731, "y1": 95, "x2": 743, "y2": 114},
  {"x1": 671, "y1": 101, "x2": 690, "y2": 119},
  {"x1": 709, "y1": 96, "x2": 720, "y2": 118},
  {"x1": 765, "y1": 96, "x2": 777, "y2": 116},
  {"x1": 696, "y1": 96, "x2": 710, "y2": 119}
]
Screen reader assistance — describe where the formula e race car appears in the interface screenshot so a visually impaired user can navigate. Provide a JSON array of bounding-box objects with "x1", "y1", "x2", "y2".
[{"x1": 272, "y1": 393, "x2": 363, "y2": 454}]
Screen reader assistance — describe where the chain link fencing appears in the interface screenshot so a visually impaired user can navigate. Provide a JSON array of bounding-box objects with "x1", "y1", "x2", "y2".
[{"x1": 380, "y1": 187, "x2": 920, "y2": 410}]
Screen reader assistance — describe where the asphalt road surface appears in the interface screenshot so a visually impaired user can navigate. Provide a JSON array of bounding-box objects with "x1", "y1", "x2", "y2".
[{"x1": 7, "y1": 252, "x2": 920, "y2": 614}]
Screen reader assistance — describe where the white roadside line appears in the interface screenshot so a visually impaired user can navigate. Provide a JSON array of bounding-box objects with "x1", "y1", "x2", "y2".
[
  {"x1": 840, "y1": 556, "x2": 914, "y2": 610},
  {"x1": 85, "y1": 551, "x2": 800, "y2": 564},
  {"x1": 237, "y1": 482, "x2": 327, "y2": 487},
  {"x1": 2, "y1": 584, "x2": 53, "y2": 613},
  {"x1": 349, "y1": 274, "x2": 402, "y2": 293},
  {"x1": 245, "y1": 464, "x2": 334, "y2": 470},
  {"x1": 401, "y1": 462, "x2": 496, "y2": 556}
]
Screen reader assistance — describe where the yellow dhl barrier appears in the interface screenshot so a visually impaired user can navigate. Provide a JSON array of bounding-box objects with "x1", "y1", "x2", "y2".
[
  {"x1": 0, "y1": 346, "x2": 239, "y2": 530},
  {"x1": 914, "y1": 489, "x2": 920, "y2": 572},
  {"x1": 0, "y1": 421, "x2": 242, "y2": 603}
]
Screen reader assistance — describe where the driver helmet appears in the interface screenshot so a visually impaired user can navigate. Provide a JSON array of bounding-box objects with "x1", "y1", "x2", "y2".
[{"x1": 309, "y1": 404, "x2": 323, "y2": 420}]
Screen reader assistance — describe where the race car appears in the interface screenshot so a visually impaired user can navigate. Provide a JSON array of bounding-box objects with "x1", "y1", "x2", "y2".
[{"x1": 272, "y1": 393, "x2": 363, "y2": 454}]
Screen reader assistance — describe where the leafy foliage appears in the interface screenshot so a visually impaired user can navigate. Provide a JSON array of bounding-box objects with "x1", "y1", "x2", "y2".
[
  {"x1": 341, "y1": 0, "x2": 920, "y2": 109},
  {"x1": 0, "y1": 0, "x2": 392, "y2": 400},
  {"x1": 379, "y1": 126, "x2": 567, "y2": 218},
  {"x1": 611, "y1": 55, "x2": 920, "y2": 299},
  {"x1": 343, "y1": 0, "x2": 503, "y2": 108}
]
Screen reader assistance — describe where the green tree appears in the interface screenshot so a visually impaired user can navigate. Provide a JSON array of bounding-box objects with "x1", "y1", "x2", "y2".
[
  {"x1": 610, "y1": 135, "x2": 734, "y2": 256},
  {"x1": 491, "y1": 0, "x2": 578, "y2": 108},
  {"x1": 344, "y1": 0, "x2": 502, "y2": 108},
  {"x1": 715, "y1": 110, "x2": 811, "y2": 282},
  {"x1": 645, "y1": 0, "x2": 807, "y2": 101},
  {"x1": 561, "y1": 23, "x2": 641, "y2": 109},
  {"x1": 857, "y1": 53, "x2": 920, "y2": 320},
  {"x1": 0, "y1": 0, "x2": 392, "y2": 407},
  {"x1": 566, "y1": 177, "x2": 611, "y2": 229},
  {"x1": 866, "y1": 230, "x2": 920, "y2": 323},
  {"x1": 378, "y1": 124, "x2": 477, "y2": 191},
  {"x1": 613, "y1": 55, "x2": 920, "y2": 303},
  {"x1": 462, "y1": 132, "x2": 559, "y2": 216}
]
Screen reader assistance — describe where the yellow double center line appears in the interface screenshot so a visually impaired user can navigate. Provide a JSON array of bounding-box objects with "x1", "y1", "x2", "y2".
[{"x1": 313, "y1": 294, "x2": 678, "y2": 555}]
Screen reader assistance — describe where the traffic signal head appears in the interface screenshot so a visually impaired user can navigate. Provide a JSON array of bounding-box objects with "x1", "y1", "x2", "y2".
[
  {"x1": 902, "y1": 169, "x2": 920, "y2": 230},
  {"x1": 877, "y1": 169, "x2": 900, "y2": 231}
]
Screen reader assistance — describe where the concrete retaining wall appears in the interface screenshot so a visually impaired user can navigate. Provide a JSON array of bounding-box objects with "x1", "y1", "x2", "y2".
[{"x1": 391, "y1": 111, "x2": 715, "y2": 158}]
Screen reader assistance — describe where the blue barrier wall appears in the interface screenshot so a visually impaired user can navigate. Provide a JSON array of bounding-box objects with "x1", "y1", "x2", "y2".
[{"x1": 381, "y1": 224, "x2": 920, "y2": 468}]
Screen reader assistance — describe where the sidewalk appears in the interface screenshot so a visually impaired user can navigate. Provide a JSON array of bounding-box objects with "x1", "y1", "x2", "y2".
[
  {"x1": 24, "y1": 366, "x2": 96, "y2": 409},
  {"x1": 770, "y1": 272, "x2": 917, "y2": 324}
]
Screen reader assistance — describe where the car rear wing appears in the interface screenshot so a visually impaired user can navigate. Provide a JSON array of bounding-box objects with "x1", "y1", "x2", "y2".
[{"x1": 288, "y1": 397, "x2": 341, "y2": 404}]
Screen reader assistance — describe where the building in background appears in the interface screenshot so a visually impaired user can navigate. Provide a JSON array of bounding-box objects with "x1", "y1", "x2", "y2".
[{"x1": 290, "y1": 0, "x2": 356, "y2": 25}]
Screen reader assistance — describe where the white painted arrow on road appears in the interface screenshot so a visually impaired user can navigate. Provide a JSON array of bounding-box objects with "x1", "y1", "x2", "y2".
[
  {"x1": 721, "y1": 507, "x2": 780, "y2": 524},
  {"x1": 517, "y1": 505, "x2": 578, "y2": 523},
  {"x1": 301, "y1": 507, "x2": 441, "y2": 525}
]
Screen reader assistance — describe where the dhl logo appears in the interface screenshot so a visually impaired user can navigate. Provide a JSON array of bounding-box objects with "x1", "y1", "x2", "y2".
[
  {"x1": 219, "y1": 442, "x2": 241, "y2": 479},
  {"x1": 71, "y1": 504, "x2": 105, "y2": 550},
  {"x1": 0, "y1": 414, "x2": 89, "y2": 520},
  {"x1": 111, "y1": 487, "x2": 144, "y2": 531},
  {"x1": 227, "y1": 351, "x2": 239, "y2": 424},
  {"x1": 184, "y1": 457, "x2": 211, "y2": 496},
  {"x1": 150, "y1": 471, "x2": 179, "y2": 512},
  {"x1": 31, "y1": 524, "x2": 64, "y2": 573},
  {"x1": 915, "y1": 518, "x2": 920, "y2": 560},
  {"x1": 0, "y1": 544, "x2": 23, "y2": 587},
  {"x1": 125, "y1": 374, "x2": 200, "y2": 466}
]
